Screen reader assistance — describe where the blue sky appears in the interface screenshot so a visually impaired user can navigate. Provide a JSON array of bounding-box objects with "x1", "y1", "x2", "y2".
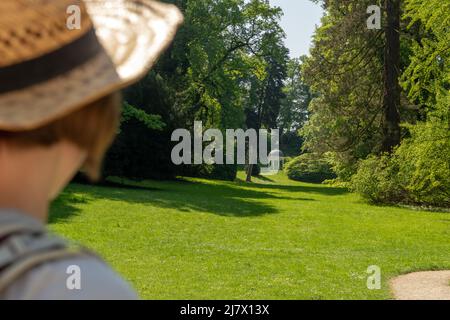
[{"x1": 269, "y1": 0, "x2": 324, "y2": 58}]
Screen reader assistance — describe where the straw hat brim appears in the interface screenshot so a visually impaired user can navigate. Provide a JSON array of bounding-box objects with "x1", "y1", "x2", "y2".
[{"x1": 0, "y1": 0, "x2": 183, "y2": 131}]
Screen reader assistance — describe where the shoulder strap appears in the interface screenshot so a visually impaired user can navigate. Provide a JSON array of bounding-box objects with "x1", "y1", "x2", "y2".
[
  {"x1": 0, "y1": 212, "x2": 44, "y2": 239},
  {"x1": 0, "y1": 214, "x2": 99, "y2": 295},
  {"x1": 0, "y1": 246, "x2": 92, "y2": 294}
]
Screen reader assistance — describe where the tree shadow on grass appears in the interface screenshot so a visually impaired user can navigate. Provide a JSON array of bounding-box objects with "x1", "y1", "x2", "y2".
[
  {"x1": 99, "y1": 180, "x2": 162, "y2": 192},
  {"x1": 49, "y1": 192, "x2": 87, "y2": 224},
  {"x1": 254, "y1": 175, "x2": 276, "y2": 183},
  {"x1": 246, "y1": 182, "x2": 349, "y2": 196},
  {"x1": 50, "y1": 178, "x2": 316, "y2": 220}
]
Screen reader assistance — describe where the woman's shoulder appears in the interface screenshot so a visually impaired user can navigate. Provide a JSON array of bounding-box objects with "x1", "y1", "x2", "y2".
[{"x1": 3, "y1": 255, "x2": 139, "y2": 300}]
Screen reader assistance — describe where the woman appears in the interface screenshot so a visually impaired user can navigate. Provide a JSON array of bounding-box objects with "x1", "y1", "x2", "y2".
[{"x1": 0, "y1": 0, "x2": 182, "y2": 299}]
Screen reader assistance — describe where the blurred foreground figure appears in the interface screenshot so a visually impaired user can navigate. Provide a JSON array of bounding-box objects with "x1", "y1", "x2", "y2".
[{"x1": 0, "y1": 0, "x2": 182, "y2": 299}]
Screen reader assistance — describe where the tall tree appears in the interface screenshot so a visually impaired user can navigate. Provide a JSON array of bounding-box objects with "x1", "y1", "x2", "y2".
[
  {"x1": 278, "y1": 57, "x2": 311, "y2": 134},
  {"x1": 278, "y1": 57, "x2": 312, "y2": 156},
  {"x1": 244, "y1": 30, "x2": 288, "y2": 182},
  {"x1": 302, "y1": 0, "x2": 385, "y2": 180},
  {"x1": 382, "y1": 0, "x2": 401, "y2": 152}
]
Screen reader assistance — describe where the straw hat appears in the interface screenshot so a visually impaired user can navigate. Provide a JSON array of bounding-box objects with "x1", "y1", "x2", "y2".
[{"x1": 0, "y1": 0, "x2": 183, "y2": 131}]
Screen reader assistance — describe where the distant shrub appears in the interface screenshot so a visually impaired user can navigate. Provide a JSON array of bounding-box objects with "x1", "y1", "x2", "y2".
[
  {"x1": 196, "y1": 164, "x2": 238, "y2": 181},
  {"x1": 285, "y1": 153, "x2": 336, "y2": 183},
  {"x1": 282, "y1": 157, "x2": 294, "y2": 167},
  {"x1": 352, "y1": 120, "x2": 450, "y2": 207},
  {"x1": 351, "y1": 154, "x2": 405, "y2": 204},
  {"x1": 326, "y1": 152, "x2": 360, "y2": 183}
]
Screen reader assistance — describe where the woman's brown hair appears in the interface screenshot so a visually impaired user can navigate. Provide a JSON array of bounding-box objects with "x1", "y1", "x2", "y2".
[{"x1": 0, "y1": 93, "x2": 122, "y2": 181}]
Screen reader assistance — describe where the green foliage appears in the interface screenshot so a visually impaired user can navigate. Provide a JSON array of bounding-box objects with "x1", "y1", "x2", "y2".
[
  {"x1": 121, "y1": 101, "x2": 165, "y2": 131},
  {"x1": 402, "y1": 0, "x2": 450, "y2": 107},
  {"x1": 199, "y1": 164, "x2": 239, "y2": 181},
  {"x1": 102, "y1": 0, "x2": 448, "y2": 199},
  {"x1": 301, "y1": 0, "x2": 385, "y2": 180},
  {"x1": 303, "y1": 0, "x2": 449, "y2": 208},
  {"x1": 285, "y1": 153, "x2": 336, "y2": 183},
  {"x1": 396, "y1": 121, "x2": 450, "y2": 207},
  {"x1": 351, "y1": 154, "x2": 404, "y2": 204},
  {"x1": 350, "y1": 0, "x2": 450, "y2": 207},
  {"x1": 326, "y1": 151, "x2": 360, "y2": 184},
  {"x1": 104, "y1": 0, "x2": 289, "y2": 181},
  {"x1": 278, "y1": 57, "x2": 311, "y2": 133},
  {"x1": 282, "y1": 156, "x2": 293, "y2": 166},
  {"x1": 104, "y1": 73, "x2": 178, "y2": 180},
  {"x1": 352, "y1": 119, "x2": 450, "y2": 207},
  {"x1": 278, "y1": 57, "x2": 310, "y2": 157}
]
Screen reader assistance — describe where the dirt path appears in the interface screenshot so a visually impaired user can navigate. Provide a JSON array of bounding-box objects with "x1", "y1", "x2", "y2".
[{"x1": 390, "y1": 271, "x2": 450, "y2": 300}]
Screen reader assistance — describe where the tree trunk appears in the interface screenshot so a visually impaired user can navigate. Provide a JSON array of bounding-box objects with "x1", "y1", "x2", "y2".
[
  {"x1": 246, "y1": 164, "x2": 253, "y2": 183},
  {"x1": 382, "y1": 0, "x2": 401, "y2": 153}
]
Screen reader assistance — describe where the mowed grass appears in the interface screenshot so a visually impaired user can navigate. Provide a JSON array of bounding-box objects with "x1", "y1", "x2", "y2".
[{"x1": 49, "y1": 172, "x2": 450, "y2": 300}]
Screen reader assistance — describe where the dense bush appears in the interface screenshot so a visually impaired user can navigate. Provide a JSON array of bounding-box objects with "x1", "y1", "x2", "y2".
[
  {"x1": 285, "y1": 153, "x2": 336, "y2": 183},
  {"x1": 178, "y1": 163, "x2": 238, "y2": 181},
  {"x1": 396, "y1": 121, "x2": 450, "y2": 206},
  {"x1": 282, "y1": 156, "x2": 293, "y2": 167},
  {"x1": 352, "y1": 120, "x2": 450, "y2": 207},
  {"x1": 350, "y1": 154, "x2": 404, "y2": 204},
  {"x1": 198, "y1": 164, "x2": 238, "y2": 181}
]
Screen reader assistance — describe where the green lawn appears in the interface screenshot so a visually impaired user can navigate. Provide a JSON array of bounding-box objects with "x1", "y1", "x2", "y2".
[{"x1": 49, "y1": 172, "x2": 450, "y2": 300}]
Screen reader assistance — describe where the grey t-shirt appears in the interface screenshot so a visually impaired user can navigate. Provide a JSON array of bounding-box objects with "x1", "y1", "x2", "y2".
[{"x1": 0, "y1": 210, "x2": 138, "y2": 300}]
